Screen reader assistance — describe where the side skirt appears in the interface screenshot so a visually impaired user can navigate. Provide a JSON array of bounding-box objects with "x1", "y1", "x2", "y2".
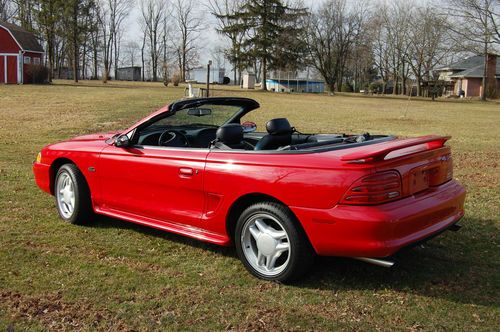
[{"x1": 94, "y1": 207, "x2": 231, "y2": 246}]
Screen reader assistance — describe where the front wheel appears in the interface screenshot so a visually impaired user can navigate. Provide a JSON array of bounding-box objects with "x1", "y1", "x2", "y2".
[
  {"x1": 235, "y1": 202, "x2": 314, "y2": 282},
  {"x1": 54, "y1": 164, "x2": 93, "y2": 224}
]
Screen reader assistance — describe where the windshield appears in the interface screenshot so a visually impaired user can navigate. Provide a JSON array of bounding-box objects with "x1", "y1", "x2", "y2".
[{"x1": 149, "y1": 104, "x2": 242, "y2": 129}]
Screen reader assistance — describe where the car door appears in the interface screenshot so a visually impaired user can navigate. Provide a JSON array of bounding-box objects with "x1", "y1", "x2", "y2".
[{"x1": 97, "y1": 144, "x2": 208, "y2": 228}]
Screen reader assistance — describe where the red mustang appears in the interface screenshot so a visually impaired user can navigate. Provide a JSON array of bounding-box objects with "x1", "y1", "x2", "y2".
[{"x1": 33, "y1": 97, "x2": 465, "y2": 281}]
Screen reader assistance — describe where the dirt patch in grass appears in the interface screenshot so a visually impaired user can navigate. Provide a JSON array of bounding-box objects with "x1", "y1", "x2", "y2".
[{"x1": 0, "y1": 291, "x2": 129, "y2": 331}]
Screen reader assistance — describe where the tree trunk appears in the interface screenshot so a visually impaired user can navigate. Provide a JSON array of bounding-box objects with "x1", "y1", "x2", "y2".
[
  {"x1": 141, "y1": 46, "x2": 145, "y2": 81},
  {"x1": 114, "y1": 35, "x2": 118, "y2": 80},
  {"x1": 181, "y1": 45, "x2": 186, "y2": 82},
  {"x1": 261, "y1": 57, "x2": 267, "y2": 90},
  {"x1": 233, "y1": 62, "x2": 237, "y2": 86},
  {"x1": 82, "y1": 42, "x2": 87, "y2": 80},
  {"x1": 73, "y1": 43, "x2": 79, "y2": 83},
  {"x1": 482, "y1": 41, "x2": 487, "y2": 101},
  {"x1": 93, "y1": 46, "x2": 98, "y2": 80},
  {"x1": 47, "y1": 39, "x2": 53, "y2": 83},
  {"x1": 152, "y1": 31, "x2": 158, "y2": 82}
]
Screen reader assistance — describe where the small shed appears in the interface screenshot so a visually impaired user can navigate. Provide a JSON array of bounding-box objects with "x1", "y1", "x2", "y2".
[
  {"x1": 243, "y1": 73, "x2": 256, "y2": 89},
  {"x1": 0, "y1": 21, "x2": 44, "y2": 84},
  {"x1": 266, "y1": 79, "x2": 325, "y2": 93},
  {"x1": 116, "y1": 66, "x2": 141, "y2": 81}
]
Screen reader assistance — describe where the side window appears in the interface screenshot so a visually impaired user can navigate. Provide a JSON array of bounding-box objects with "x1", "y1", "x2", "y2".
[
  {"x1": 33, "y1": 57, "x2": 40, "y2": 65},
  {"x1": 24, "y1": 56, "x2": 31, "y2": 64}
]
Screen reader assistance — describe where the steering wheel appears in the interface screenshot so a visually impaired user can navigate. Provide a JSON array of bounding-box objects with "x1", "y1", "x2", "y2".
[{"x1": 158, "y1": 130, "x2": 189, "y2": 147}]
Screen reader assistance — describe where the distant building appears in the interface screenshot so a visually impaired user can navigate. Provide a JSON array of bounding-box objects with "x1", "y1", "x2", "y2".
[
  {"x1": 188, "y1": 66, "x2": 225, "y2": 84},
  {"x1": 242, "y1": 73, "x2": 256, "y2": 89},
  {"x1": 116, "y1": 66, "x2": 141, "y2": 81},
  {"x1": 435, "y1": 54, "x2": 500, "y2": 98},
  {"x1": 266, "y1": 79, "x2": 325, "y2": 93},
  {"x1": 0, "y1": 21, "x2": 44, "y2": 84}
]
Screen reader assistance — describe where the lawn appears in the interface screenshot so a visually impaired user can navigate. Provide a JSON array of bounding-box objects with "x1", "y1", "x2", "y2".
[{"x1": 0, "y1": 80, "x2": 498, "y2": 331}]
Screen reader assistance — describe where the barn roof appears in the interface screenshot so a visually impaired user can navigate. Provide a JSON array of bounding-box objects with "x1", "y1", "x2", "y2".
[{"x1": 0, "y1": 21, "x2": 44, "y2": 53}]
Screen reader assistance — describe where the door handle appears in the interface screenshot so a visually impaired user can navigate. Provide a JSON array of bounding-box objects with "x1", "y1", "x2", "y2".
[{"x1": 179, "y1": 167, "x2": 195, "y2": 176}]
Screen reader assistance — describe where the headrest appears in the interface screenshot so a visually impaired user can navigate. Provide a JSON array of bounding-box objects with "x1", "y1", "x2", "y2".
[
  {"x1": 216, "y1": 124, "x2": 243, "y2": 145},
  {"x1": 266, "y1": 118, "x2": 292, "y2": 135}
]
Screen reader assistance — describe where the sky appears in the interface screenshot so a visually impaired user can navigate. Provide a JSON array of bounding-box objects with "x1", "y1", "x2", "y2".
[{"x1": 124, "y1": 0, "x2": 319, "y2": 68}]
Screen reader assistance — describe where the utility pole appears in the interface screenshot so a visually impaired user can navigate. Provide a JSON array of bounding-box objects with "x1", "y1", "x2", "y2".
[{"x1": 206, "y1": 60, "x2": 212, "y2": 97}]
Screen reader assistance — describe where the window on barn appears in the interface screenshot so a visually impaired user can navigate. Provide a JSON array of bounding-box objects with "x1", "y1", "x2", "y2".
[
  {"x1": 24, "y1": 56, "x2": 31, "y2": 64},
  {"x1": 33, "y1": 57, "x2": 40, "y2": 65}
]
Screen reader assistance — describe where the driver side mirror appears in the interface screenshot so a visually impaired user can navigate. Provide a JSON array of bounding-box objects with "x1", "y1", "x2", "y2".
[{"x1": 114, "y1": 134, "x2": 130, "y2": 147}]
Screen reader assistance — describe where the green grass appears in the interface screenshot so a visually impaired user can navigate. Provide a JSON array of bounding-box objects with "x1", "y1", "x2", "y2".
[{"x1": 0, "y1": 80, "x2": 498, "y2": 331}]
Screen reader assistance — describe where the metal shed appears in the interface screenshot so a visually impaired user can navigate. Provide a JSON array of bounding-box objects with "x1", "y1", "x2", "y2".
[{"x1": 116, "y1": 66, "x2": 141, "y2": 81}]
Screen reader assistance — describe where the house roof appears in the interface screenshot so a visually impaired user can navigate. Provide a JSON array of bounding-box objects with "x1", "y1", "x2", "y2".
[
  {"x1": 0, "y1": 21, "x2": 44, "y2": 53},
  {"x1": 439, "y1": 55, "x2": 500, "y2": 78}
]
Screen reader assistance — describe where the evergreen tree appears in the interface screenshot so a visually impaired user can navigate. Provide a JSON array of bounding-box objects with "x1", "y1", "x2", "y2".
[
  {"x1": 35, "y1": 0, "x2": 63, "y2": 82},
  {"x1": 61, "y1": 0, "x2": 96, "y2": 82},
  {"x1": 219, "y1": 0, "x2": 307, "y2": 90}
]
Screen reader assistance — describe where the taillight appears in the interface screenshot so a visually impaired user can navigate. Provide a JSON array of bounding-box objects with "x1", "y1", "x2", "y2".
[
  {"x1": 340, "y1": 171, "x2": 402, "y2": 205},
  {"x1": 444, "y1": 154, "x2": 453, "y2": 181}
]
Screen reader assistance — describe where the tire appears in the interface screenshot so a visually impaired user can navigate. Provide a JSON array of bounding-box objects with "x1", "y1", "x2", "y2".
[
  {"x1": 54, "y1": 164, "x2": 93, "y2": 225},
  {"x1": 235, "y1": 202, "x2": 315, "y2": 282}
]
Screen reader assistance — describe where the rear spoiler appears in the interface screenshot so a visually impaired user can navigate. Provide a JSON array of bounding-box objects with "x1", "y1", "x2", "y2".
[{"x1": 341, "y1": 135, "x2": 450, "y2": 163}]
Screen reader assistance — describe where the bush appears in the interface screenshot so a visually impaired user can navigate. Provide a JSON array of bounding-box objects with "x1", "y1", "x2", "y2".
[
  {"x1": 341, "y1": 82, "x2": 353, "y2": 92},
  {"x1": 369, "y1": 81, "x2": 383, "y2": 94},
  {"x1": 172, "y1": 73, "x2": 181, "y2": 86},
  {"x1": 25, "y1": 64, "x2": 49, "y2": 84}
]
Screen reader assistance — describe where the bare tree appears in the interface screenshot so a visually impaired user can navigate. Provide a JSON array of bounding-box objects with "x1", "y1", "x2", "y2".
[
  {"x1": 172, "y1": 0, "x2": 202, "y2": 81},
  {"x1": 305, "y1": 0, "x2": 367, "y2": 93},
  {"x1": 140, "y1": 0, "x2": 166, "y2": 81},
  {"x1": 12, "y1": 0, "x2": 35, "y2": 29},
  {"x1": 445, "y1": 0, "x2": 500, "y2": 99},
  {"x1": 372, "y1": 12, "x2": 391, "y2": 93},
  {"x1": 110, "y1": 0, "x2": 132, "y2": 79},
  {"x1": 139, "y1": 19, "x2": 146, "y2": 80},
  {"x1": 0, "y1": 0, "x2": 17, "y2": 21},
  {"x1": 123, "y1": 40, "x2": 139, "y2": 67},
  {"x1": 371, "y1": 1, "x2": 414, "y2": 95},
  {"x1": 97, "y1": 0, "x2": 132, "y2": 82},
  {"x1": 88, "y1": 2, "x2": 100, "y2": 79},
  {"x1": 97, "y1": 1, "x2": 113, "y2": 82},
  {"x1": 407, "y1": 6, "x2": 452, "y2": 96}
]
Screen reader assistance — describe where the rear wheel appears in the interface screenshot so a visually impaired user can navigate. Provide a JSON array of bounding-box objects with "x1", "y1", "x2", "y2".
[
  {"x1": 235, "y1": 202, "x2": 314, "y2": 282},
  {"x1": 54, "y1": 164, "x2": 93, "y2": 224}
]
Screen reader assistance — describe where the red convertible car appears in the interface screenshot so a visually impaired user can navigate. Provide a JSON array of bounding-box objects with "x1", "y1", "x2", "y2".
[{"x1": 33, "y1": 97, "x2": 465, "y2": 281}]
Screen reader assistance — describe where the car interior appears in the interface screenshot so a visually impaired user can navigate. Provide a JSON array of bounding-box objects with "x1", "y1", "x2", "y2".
[{"x1": 132, "y1": 104, "x2": 388, "y2": 152}]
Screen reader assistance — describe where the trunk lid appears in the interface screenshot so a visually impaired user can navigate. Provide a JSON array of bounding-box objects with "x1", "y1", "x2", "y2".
[{"x1": 340, "y1": 136, "x2": 453, "y2": 198}]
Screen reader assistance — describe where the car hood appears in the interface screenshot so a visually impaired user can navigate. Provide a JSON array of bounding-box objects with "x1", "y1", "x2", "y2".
[{"x1": 69, "y1": 131, "x2": 120, "y2": 142}]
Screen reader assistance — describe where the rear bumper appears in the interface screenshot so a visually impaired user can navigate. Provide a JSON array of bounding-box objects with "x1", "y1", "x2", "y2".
[
  {"x1": 33, "y1": 161, "x2": 52, "y2": 194},
  {"x1": 290, "y1": 180, "x2": 466, "y2": 257}
]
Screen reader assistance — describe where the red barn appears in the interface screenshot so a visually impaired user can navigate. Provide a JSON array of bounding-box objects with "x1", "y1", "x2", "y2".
[{"x1": 0, "y1": 21, "x2": 44, "y2": 84}]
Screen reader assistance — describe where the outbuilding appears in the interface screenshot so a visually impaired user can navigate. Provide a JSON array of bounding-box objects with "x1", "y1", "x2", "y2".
[
  {"x1": 188, "y1": 66, "x2": 226, "y2": 84},
  {"x1": 0, "y1": 21, "x2": 44, "y2": 84},
  {"x1": 266, "y1": 78, "x2": 325, "y2": 93},
  {"x1": 116, "y1": 66, "x2": 141, "y2": 81}
]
